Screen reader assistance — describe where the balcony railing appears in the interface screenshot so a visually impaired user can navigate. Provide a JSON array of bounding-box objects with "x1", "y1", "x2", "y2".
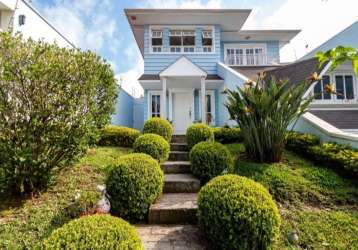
[{"x1": 224, "y1": 53, "x2": 280, "y2": 66}]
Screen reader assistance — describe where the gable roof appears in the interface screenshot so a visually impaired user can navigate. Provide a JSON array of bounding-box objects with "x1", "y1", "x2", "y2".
[
  {"x1": 301, "y1": 20, "x2": 358, "y2": 60},
  {"x1": 138, "y1": 74, "x2": 222, "y2": 81},
  {"x1": 230, "y1": 66, "x2": 280, "y2": 80},
  {"x1": 264, "y1": 58, "x2": 329, "y2": 85},
  {"x1": 159, "y1": 56, "x2": 207, "y2": 78},
  {"x1": 310, "y1": 110, "x2": 358, "y2": 130}
]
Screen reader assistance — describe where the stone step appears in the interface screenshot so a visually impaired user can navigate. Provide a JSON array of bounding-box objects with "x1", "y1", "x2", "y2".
[
  {"x1": 148, "y1": 193, "x2": 198, "y2": 224},
  {"x1": 161, "y1": 161, "x2": 191, "y2": 174},
  {"x1": 164, "y1": 174, "x2": 200, "y2": 193},
  {"x1": 171, "y1": 135, "x2": 186, "y2": 143},
  {"x1": 169, "y1": 151, "x2": 189, "y2": 161},
  {"x1": 170, "y1": 142, "x2": 188, "y2": 152}
]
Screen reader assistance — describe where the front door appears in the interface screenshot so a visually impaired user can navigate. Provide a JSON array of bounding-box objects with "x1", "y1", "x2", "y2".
[{"x1": 172, "y1": 92, "x2": 192, "y2": 134}]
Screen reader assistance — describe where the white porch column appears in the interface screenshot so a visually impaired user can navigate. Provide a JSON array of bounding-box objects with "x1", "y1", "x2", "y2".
[
  {"x1": 161, "y1": 77, "x2": 167, "y2": 119},
  {"x1": 201, "y1": 77, "x2": 206, "y2": 124}
]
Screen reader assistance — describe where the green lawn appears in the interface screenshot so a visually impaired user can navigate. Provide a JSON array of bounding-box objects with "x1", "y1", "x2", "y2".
[
  {"x1": 227, "y1": 143, "x2": 358, "y2": 249},
  {"x1": 0, "y1": 146, "x2": 129, "y2": 250}
]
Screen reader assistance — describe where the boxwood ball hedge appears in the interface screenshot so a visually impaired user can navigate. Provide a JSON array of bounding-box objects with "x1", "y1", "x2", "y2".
[
  {"x1": 43, "y1": 214, "x2": 143, "y2": 250},
  {"x1": 198, "y1": 174, "x2": 281, "y2": 250},
  {"x1": 186, "y1": 123, "x2": 214, "y2": 149},
  {"x1": 106, "y1": 153, "x2": 164, "y2": 221},
  {"x1": 143, "y1": 117, "x2": 173, "y2": 142},
  {"x1": 189, "y1": 141, "x2": 233, "y2": 183},
  {"x1": 133, "y1": 134, "x2": 170, "y2": 162}
]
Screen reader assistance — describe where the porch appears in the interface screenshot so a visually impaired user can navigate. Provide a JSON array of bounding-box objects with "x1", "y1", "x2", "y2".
[{"x1": 139, "y1": 57, "x2": 224, "y2": 134}]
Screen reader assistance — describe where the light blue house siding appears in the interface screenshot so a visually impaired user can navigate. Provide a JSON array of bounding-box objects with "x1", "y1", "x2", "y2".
[
  {"x1": 111, "y1": 89, "x2": 134, "y2": 128},
  {"x1": 220, "y1": 41, "x2": 280, "y2": 64},
  {"x1": 143, "y1": 25, "x2": 221, "y2": 74},
  {"x1": 293, "y1": 117, "x2": 358, "y2": 149}
]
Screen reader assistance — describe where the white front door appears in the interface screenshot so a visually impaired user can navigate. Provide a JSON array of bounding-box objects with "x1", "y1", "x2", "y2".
[{"x1": 172, "y1": 92, "x2": 192, "y2": 134}]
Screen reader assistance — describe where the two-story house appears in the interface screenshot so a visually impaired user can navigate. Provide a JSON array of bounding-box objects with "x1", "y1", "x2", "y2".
[
  {"x1": 0, "y1": 0, "x2": 74, "y2": 48},
  {"x1": 124, "y1": 8, "x2": 300, "y2": 134}
]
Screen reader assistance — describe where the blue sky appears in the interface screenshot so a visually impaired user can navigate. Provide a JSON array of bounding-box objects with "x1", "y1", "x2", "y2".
[{"x1": 32, "y1": 0, "x2": 358, "y2": 96}]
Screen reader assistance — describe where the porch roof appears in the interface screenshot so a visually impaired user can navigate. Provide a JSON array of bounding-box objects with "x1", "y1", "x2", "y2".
[{"x1": 138, "y1": 74, "x2": 223, "y2": 81}]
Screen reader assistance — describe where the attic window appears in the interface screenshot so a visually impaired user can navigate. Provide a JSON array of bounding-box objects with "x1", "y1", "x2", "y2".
[
  {"x1": 19, "y1": 15, "x2": 26, "y2": 26},
  {"x1": 202, "y1": 30, "x2": 213, "y2": 53},
  {"x1": 151, "y1": 30, "x2": 163, "y2": 53}
]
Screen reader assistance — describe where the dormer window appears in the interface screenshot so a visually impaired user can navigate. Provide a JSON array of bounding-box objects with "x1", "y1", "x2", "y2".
[
  {"x1": 202, "y1": 30, "x2": 213, "y2": 53},
  {"x1": 151, "y1": 30, "x2": 163, "y2": 53},
  {"x1": 169, "y1": 30, "x2": 195, "y2": 53}
]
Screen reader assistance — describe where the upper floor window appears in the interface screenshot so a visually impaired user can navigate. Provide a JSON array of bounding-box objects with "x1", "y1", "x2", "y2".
[
  {"x1": 225, "y1": 44, "x2": 267, "y2": 66},
  {"x1": 169, "y1": 30, "x2": 195, "y2": 53},
  {"x1": 313, "y1": 74, "x2": 355, "y2": 101},
  {"x1": 202, "y1": 30, "x2": 213, "y2": 53},
  {"x1": 151, "y1": 30, "x2": 163, "y2": 53}
]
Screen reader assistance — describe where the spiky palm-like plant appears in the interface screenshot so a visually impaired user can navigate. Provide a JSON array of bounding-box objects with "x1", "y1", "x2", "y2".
[{"x1": 226, "y1": 76, "x2": 314, "y2": 163}]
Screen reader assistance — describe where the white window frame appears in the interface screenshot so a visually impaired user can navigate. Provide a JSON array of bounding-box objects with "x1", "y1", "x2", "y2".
[
  {"x1": 312, "y1": 72, "x2": 357, "y2": 104},
  {"x1": 201, "y1": 30, "x2": 213, "y2": 53},
  {"x1": 149, "y1": 25, "x2": 215, "y2": 54},
  {"x1": 198, "y1": 90, "x2": 216, "y2": 126},
  {"x1": 148, "y1": 91, "x2": 162, "y2": 118},
  {"x1": 224, "y1": 43, "x2": 267, "y2": 66},
  {"x1": 150, "y1": 30, "x2": 163, "y2": 53}
]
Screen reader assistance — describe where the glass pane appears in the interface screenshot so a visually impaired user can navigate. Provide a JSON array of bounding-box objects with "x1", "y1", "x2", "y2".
[
  {"x1": 152, "y1": 38, "x2": 162, "y2": 46},
  {"x1": 183, "y1": 36, "x2": 195, "y2": 46},
  {"x1": 322, "y1": 75, "x2": 331, "y2": 99},
  {"x1": 345, "y1": 75, "x2": 354, "y2": 99},
  {"x1": 170, "y1": 36, "x2": 181, "y2": 46},
  {"x1": 246, "y1": 49, "x2": 254, "y2": 65},
  {"x1": 314, "y1": 81, "x2": 322, "y2": 100},
  {"x1": 202, "y1": 37, "x2": 212, "y2": 46},
  {"x1": 206, "y1": 95, "x2": 211, "y2": 113},
  {"x1": 335, "y1": 75, "x2": 344, "y2": 100}
]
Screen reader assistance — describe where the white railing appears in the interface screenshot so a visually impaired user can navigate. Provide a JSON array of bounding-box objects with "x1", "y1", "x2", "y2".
[{"x1": 225, "y1": 53, "x2": 280, "y2": 66}]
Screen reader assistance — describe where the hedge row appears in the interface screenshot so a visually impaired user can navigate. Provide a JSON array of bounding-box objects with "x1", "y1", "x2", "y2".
[
  {"x1": 211, "y1": 126, "x2": 243, "y2": 144},
  {"x1": 286, "y1": 131, "x2": 358, "y2": 175},
  {"x1": 98, "y1": 125, "x2": 140, "y2": 147}
]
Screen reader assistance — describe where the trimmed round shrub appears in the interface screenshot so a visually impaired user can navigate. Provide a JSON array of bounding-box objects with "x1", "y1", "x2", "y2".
[
  {"x1": 186, "y1": 123, "x2": 214, "y2": 149},
  {"x1": 106, "y1": 153, "x2": 164, "y2": 221},
  {"x1": 133, "y1": 134, "x2": 170, "y2": 162},
  {"x1": 198, "y1": 174, "x2": 281, "y2": 250},
  {"x1": 143, "y1": 118, "x2": 173, "y2": 142},
  {"x1": 189, "y1": 141, "x2": 233, "y2": 183},
  {"x1": 43, "y1": 214, "x2": 143, "y2": 249},
  {"x1": 212, "y1": 126, "x2": 243, "y2": 144},
  {"x1": 98, "y1": 125, "x2": 140, "y2": 147}
]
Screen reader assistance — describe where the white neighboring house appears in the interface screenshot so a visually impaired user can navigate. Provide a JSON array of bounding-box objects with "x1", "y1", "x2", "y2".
[{"x1": 0, "y1": 0, "x2": 74, "y2": 48}]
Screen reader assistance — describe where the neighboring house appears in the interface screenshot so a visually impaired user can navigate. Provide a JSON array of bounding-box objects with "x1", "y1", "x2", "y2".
[
  {"x1": 124, "y1": 8, "x2": 300, "y2": 134},
  {"x1": 0, "y1": 0, "x2": 74, "y2": 47}
]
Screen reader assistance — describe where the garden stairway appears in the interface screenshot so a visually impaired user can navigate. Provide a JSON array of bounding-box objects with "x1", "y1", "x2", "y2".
[{"x1": 148, "y1": 135, "x2": 200, "y2": 224}]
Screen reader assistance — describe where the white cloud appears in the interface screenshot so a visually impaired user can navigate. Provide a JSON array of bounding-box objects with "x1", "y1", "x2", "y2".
[
  {"x1": 252, "y1": 0, "x2": 358, "y2": 62},
  {"x1": 41, "y1": 0, "x2": 118, "y2": 51},
  {"x1": 117, "y1": 57, "x2": 144, "y2": 98}
]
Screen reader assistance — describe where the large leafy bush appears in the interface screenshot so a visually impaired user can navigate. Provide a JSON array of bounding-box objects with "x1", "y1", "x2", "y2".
[
  {"x1": 189, "y1": 141, "x2": 233, "y2": 183},
  {"x1": 143, "y1": 117, "x2": 173, "y2": 142},
  {"x1": 98, "y1": 125, "x2": 140, "y2": 147},
  {"x1": 186, "y1": 123, "x2": 214, "y2": 149},
  {"x1": 133, "y1": 134, "x2": 170, "y2": 162},
  {"x1": 226, "y1": 76, "x2": 313, "y2": 162},
  {"x1": 43, "y1": 214, "x2": 143, "y2": 250},
  {"x1": 0, "y1": 33, "x2": 117, "y2": 194},
  {"x1": 198, "y1": 174, "x2": 281, "y2": 250},
  {"x1": 106, "y1": 153, "x2": 164, "y2": 221}
]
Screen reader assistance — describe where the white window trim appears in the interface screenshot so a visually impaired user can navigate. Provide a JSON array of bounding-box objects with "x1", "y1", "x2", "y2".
[
  {"x1": 148, "y1": 91, "x2": 162, "y2": 118},
  {"x1": 224, "y1": 43, "x2": 267, "y2": 66},
  {"x1": 312, "y1": 72, "x2": 357, "y2": 104},
  {"x1": 198, "y1": 90, "x2": 216, "y2": 126},
  {"x1": 149, "y1": 25, "x2": 215, "y2": 54},
  {"x1": 150, "y1": 30, "x2": 163, "y2": 53}
]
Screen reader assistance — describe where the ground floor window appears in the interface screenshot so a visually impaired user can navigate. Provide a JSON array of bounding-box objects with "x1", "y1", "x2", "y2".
[
  {"x1": 313, "y1": 74, "x2": 355, "y2": 100},
  {"x1": 151, "y1": 94, "x2": 161, "y2": 117}
]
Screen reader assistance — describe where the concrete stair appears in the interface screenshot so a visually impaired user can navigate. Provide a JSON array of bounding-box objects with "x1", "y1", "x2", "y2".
[
  {"x1": 148, "y1": 135, "x2": 200, "y2": 225},
  {"x1": 161, "y1": 161, "x2": 191, "y2": 174},
  {"x1": 164, "y1": 174, "x2": 200, "y2": 193},
  {"x1": 148, "y1": 193, "x2": 197, "y2": 224}
]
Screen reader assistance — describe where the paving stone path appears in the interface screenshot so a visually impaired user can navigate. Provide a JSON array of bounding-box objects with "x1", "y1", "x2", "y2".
[{"x1": 136, "y1": 135, "x2": 210, "y2": 250}]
